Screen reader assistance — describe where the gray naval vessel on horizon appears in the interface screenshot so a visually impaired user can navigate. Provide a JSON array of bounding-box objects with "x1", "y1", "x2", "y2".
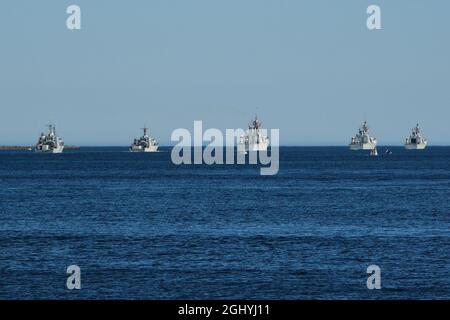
[
  {"x1": 405, "y1": 123, "x2": 427, "y2": 150},
  {"x1": 130, "y1": 126, "x2": 159, "y2": 152},
  {"x1": 349, "y1": 121, "x2": 378, "y2": 151},
  {"x1": 237, "y1": 114, "x2": 270, "y2": 153},
  {"x1": 35, "y1": 124, "x2": 64, "y2": 153}
]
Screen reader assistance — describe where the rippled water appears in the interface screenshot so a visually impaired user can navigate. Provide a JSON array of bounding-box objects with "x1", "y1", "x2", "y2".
[{"x1": 0, "y1": 147, "x2": 449, "y2": 299}]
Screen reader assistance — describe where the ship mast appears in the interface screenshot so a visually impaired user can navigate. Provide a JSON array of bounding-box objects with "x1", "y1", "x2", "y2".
[
  {"x1": 142, "y1": 125, "x2": 148, "y2": 137},
  {"x1": 47, "y1": 124, "x2": 55, "y2": 136},
  {"x1": 252, "y1": 114, "x2": 261, "y2": 129}
]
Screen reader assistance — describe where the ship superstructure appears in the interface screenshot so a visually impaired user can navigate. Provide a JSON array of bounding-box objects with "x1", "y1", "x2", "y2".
[
  {"x1": 349, "y1": 121, "x2": 377, "y2": 150},
  {"x1": 238, "y1": 115, "x2": 269, "y2": 153},
  {"x1": 130, "y1": 126, "x2": 159, "y2": 152}
]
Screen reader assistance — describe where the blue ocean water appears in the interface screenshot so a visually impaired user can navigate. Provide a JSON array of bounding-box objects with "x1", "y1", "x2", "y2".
[{"x1": 0, "y1": 147, "x2": 449, "y2": 299}]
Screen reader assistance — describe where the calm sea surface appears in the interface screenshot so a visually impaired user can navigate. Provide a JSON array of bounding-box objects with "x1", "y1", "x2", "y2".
[{"x1": 0, "y1": 147, "x2": 449, "y2": 299}]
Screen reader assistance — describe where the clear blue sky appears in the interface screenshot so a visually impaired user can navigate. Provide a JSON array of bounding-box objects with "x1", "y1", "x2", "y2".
[{"x1": 0, "y1": 0, "x2": 449, "y2": 146}]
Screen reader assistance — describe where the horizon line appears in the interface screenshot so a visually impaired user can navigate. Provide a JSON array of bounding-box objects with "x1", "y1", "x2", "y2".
[{"x1": 2, "y1": 144, "x2": 450, "y2": 148}]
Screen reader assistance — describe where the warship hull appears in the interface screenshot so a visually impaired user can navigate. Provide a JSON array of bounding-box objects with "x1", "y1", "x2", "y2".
[
  {"x1": 349, "y1": 143, "x2": 376, "y2": 150},
  {"x1": 238, "y1": 141, "x2": 269, "y2": 153},
  {"x1": 130, "y1": 145, "x2": 159, "y2": 152},
  {"x1": 405, "y1": 143, "x2": 427, "y2": 150},
  {"x1": 35, "y1": 146, "x2": 64, "y2": 154}
]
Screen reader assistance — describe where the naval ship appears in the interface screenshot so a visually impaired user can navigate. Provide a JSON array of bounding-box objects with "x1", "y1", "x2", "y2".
[
  {"x1": 130, "y1": 126, "x2": 159, "y2": 152},
  {"x1": 405, "y1": 123, "x2": 427, "y2": 150},
  {"x1": 238, "y1": 115, "x2": 269, "y2": 153},
  {"x1": 349, "y1": 121, "x2": 377, "y2": 150},
  {"x1": 35, "y1": 124, "x2": 64, "y2": 153}
]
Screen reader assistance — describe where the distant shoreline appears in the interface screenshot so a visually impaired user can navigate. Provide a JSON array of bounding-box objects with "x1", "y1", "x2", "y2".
[{"x1": 0, "y1": 146, "x2": 80, "y2": 151}]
